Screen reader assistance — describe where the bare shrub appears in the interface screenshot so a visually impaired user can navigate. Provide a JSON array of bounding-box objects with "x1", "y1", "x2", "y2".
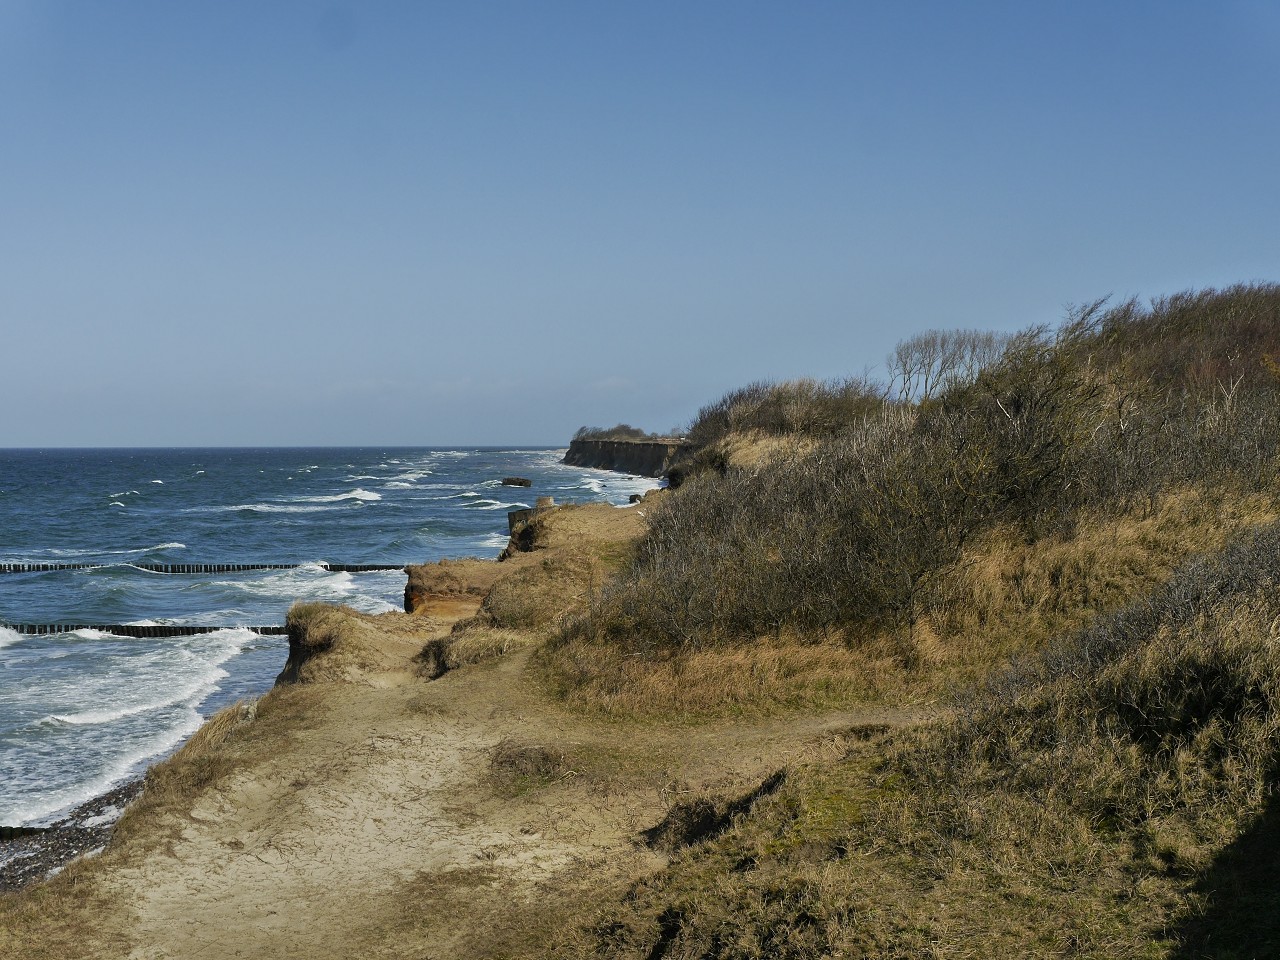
[
  {"x1": 562, "y1": 286, "x2": 1280, "y2": 666},
  {"x1": 887, "y1": 328, "x2": 1011, "y2": 403}
]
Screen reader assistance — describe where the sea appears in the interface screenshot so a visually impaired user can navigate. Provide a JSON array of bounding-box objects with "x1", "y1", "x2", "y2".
[{"x1": 0, "y1": 447, "x2": 657, "y2": 828}]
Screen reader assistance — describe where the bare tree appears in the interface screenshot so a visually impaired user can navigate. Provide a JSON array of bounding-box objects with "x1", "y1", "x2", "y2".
[{"x1": 888, "y1": 329, "x2": 1011, "y2": 403}]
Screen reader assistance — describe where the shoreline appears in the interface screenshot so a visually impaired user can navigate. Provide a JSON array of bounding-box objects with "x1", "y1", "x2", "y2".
[
  {"x1": 0, "y1": 467, "x2": 653, "y2": 895},
  {"x1": 0, "y1": 779, "x2": 144, "y2": 892}
]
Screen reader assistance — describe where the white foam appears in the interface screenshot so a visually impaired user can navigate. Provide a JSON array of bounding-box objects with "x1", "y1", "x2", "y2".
[
  {"x1": 355, "y1": 598, "x2": 400, "y2": 615},
  {"x1": 0, "y1": 627, "x2": 23, "y2": 651},
  {"x1": 466, "y1": 499, "x2": 529, "y2": 511},
  {"x1": 33, "y1": 542, "x2": 189, "y2": 562},
  {"x1": 109, "y1": 501, "x2": 126, "y2": 507},
  {"x1": 2, "y1": 709, "x2": 206, "y2": 825},
  {"x1": 383, "y1": 481, "x2": 415, "y2": 489},
  {"x1": 208, "y1": 503, "x2": 342, "y2": 514},
  {"x1": 71, "y1": 629, "x2": 116, "y2": 640},
  {"x1": 50, "y1": 666, "x2": 226, "y2": 726},
  {"x1": 211, "y1": 565, "x2": 356, "y2": 600},
  {"x1": 292, "y1": 488, "x2": 381, "y2": 504},
  {"x1": 151, "y1": 480, "x2": 164, "y2": 484}
]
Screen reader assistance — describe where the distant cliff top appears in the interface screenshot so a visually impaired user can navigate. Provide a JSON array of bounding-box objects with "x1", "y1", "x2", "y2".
[{"x1": 572, "y1": 424, "x2": 685, "y2": 443}]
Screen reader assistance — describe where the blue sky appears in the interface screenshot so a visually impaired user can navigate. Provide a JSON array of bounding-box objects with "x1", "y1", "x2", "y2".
[{"x1": 3, "y1": 1, "x2": 1277, "y2": 446}]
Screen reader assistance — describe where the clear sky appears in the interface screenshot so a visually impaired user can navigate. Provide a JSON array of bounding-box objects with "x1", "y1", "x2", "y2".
[{"x1": 3, "y1": 1, "x2": 1277, "y2": 446}]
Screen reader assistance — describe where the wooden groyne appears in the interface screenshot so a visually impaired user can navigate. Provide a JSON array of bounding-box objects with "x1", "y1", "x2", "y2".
[
  {"x1": 1, "y1": 623, "x2": 288, "y2": 637},
  {"x1": 0, "y1": 563, "x2": 405, "y2": 574}
]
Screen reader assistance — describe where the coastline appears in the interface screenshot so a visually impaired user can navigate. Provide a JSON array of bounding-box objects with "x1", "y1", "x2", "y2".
[
  {"x1": 0, "y1": 779, "x2": 143, "y2": 892},
  {"x1": 0, "y1": 456, "x2": 660, "y2": 895},
  {"x1": 0, "y1": 492, "x2": 921, "y2": 958},
  {"x1": 0, "y1": 449, "x2": 661, "y2": 898}
]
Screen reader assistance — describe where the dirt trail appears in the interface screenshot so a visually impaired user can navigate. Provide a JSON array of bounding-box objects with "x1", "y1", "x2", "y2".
[{"x1": 106, "y1": 621, "x2": 920, "y2": 959}]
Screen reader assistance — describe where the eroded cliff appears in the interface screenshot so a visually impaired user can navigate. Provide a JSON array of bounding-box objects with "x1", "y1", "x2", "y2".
[{"x1": 561, "y1": 438, "x2": 683, "y2": 477}]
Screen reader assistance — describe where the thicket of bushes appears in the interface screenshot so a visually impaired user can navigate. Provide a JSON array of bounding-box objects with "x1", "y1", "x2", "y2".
[
  {"x1": 573, "y1": 424, "x2": 667, "y2": 441},
  {"x1": 557, "y1": 284, "x2": 1280, "y2": 655}
]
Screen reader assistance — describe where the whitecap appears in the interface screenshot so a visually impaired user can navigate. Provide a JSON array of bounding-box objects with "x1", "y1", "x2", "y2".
[
  {"x1": 151, "y1": 480, "x2": 164, "y2": 484},
  {"x1": 203, "y1": 503, "x2": 342, "y2": 514},
  {"x1": 1, "y1": 709, "x2": 207, "y2": 825},
  {"x1": 50, "y1": 664, "x2": 227, "y2": 725},
  {"x1": 292, "y1": 488, "x2": 382, "y2": 504},
  {"x1": 0, "y1": 627, "x2": 23, "y2": 651},
  {"x1": 465, "y1": 499, "x2": 529, "y2": 511},
  {"x1": 109, "y1": 501, "x2": 126, "y2": 507}
]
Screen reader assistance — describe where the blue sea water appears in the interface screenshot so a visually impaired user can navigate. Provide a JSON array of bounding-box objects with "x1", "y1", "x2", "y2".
[{"x1": 0, "y1": 447, "x2": 657, "y2": 826}]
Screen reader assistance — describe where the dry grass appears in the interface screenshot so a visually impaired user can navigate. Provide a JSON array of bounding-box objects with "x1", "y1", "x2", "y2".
[
  {"x1": 541, "y1": 633, "x2": 911, "y2": 718},
  {"x1": 0, "y1": 857, "x2": 129, "y2": 960},
  {"x1": 418, "y1": 625, "x2": 533, "y2": 679},
  {"x1": 919, "y1": 488, "x2": 1280, "y2": 689},
  {"x1": 385, "y1": 863, "x2": 638, "y2": 960},
  {"x1": 556, "y1": 522, "x2": 1280, "y2": 958},
  {"x1": 281, "y1": 602, "x2": 429, "y2": 683}
]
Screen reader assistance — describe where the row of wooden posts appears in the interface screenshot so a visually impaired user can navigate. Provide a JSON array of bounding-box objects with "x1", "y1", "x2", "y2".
[{"x1": 0, "y1": 562, "x2": 405, "y2": 574}]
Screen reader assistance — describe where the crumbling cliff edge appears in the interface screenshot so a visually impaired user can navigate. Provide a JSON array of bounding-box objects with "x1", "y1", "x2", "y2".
[{"x1": 561, "y1": 437, "x2": 684, "y2": 477}]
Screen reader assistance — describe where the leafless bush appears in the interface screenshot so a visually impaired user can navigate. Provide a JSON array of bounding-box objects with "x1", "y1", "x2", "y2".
[{"x1": 887, "y1": 328, "x2": 1011, "y2": 403}]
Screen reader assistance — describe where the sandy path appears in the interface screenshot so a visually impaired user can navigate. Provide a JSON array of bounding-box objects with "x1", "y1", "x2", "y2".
[{"x1": 100, "y1": 631, "x2": 922, "y2": 960}]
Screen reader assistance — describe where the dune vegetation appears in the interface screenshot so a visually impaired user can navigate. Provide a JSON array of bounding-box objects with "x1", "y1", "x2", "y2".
[
  {"x1": 6, "y1": 283, "x2": 1280, "y2": 959},
  {"x1": 536, "y1": 282, "x2": 1280, "y2": 957}
]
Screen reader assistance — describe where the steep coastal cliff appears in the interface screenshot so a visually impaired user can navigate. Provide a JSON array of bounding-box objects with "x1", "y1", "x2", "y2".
[{"x1": 561, "y1": 438, "x2": 683, "y2": 477}]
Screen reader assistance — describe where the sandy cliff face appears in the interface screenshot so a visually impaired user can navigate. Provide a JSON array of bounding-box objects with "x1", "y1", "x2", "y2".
[{"x1": 562, "y1": 438, "x2": 683, "y2": 477}]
